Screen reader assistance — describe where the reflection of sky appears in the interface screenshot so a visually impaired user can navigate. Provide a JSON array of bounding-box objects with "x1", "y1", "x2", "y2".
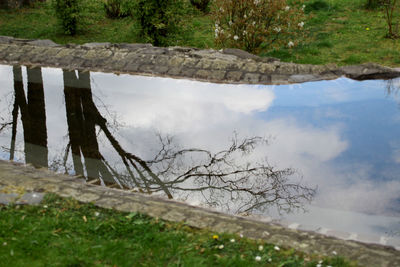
[{"x1": 0, "y1": 64, "x2": 399, "y2": 238}]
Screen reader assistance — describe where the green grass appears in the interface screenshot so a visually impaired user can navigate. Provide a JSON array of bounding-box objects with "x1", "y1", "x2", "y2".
[
  {"x1": 0, "y1": 194, "x2": 356, "y2": 266},
  {"x1": 264, "y1": 0, "x2": 400, "y2": 66},
  {"x1": 0, "y1": 0, "x2": 399, "y2": 66}
]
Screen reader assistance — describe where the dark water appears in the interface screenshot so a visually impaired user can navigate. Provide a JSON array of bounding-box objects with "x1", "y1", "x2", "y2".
[{"x1": 0, "y1": 64, "x2": 399, "y2": 238}]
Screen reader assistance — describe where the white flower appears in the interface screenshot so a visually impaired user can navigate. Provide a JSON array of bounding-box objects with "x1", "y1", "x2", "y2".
[
  {"x1": 268, "y1": 258, "x2": 272, "y2": 262},
  {"x1": 252, "y1": 21, "x2": 256, "y2": 26},
  {"x1": 316, "y1": 264, "x2": 322, "y2": 267},
  {"x1": 258, "y1": 245, "x2": 263, "y2": 251},
  {"x1": 274, "y1": 27, "x2": 281, "y2": 33},
  {"x1": 288, "y1": 41, "x2": 294, "y2": 48},
  {"x1": 218, "y1": 244, "x2": 224, "y2": 249},
  {"x1": 94, "y1": 212, "x2": 100, "y2": 217},
  {"x1": 255, "y1": 256, "x2": 262, "y2": 261},
  {"x1": 274, "y1": 245, "x2": 280, "y2": 251},
  {"x1": 254, "y1": 0, "x2": 260, "y2": 4},
  {"x1": 215, "y1": 23, "x2": 219, "y2": 28},
  {"x1": 298, "y1": 21, "x2": 304, "y2": 28},
  {"x1": 302, "y1": 4, "x2": 306, "y2": 10},
  {"x1": 215, "y1": 28, "x2": 219, "y2": 33},
  {"x1": 244, "y1": 14, "x2": 247, "y2": 19},
  {"x1": 285, "y1": 6, "x2": 290, "y2": 11},
  {"x1": 239, "y1": 234, "x2": 243, "y2": 238},
  {"x1": 243, "y1": 30, "x2": 247, "y2": 35},
  {"x1": 332, "y1": 251, "x2": 337, "y2": 255},
  {"x1": 229, "y1": 21, "x2": 233, "y2": 26},
  {"x1": 43, "y1": 205, "x2": 48, "y2": 209},
  {"x1": 233, "y1": 35, "x2": 239, "y2": 40},
  {"x1": 230, "y1": 239, "x2": 235, "y2": 243}
]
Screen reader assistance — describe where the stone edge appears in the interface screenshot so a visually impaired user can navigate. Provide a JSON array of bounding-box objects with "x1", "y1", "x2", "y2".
[{"x1": 0, "y1": 36, "x2": 399, "y2": 85}]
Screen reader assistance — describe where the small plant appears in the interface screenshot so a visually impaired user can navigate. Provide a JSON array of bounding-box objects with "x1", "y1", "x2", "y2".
[
  {"x1": 213, "y1": 0, "x2": 306, "y2": 53},
  {"x1": 104, "y1": 0, "x2": 134, "y2": 18},
  {"x1": 136, "y1": 0, "x2": 184, "y2": 46},
  {"x1": 190, "y1": 0, "x2": 211, "y2": 13},
  {"x1": 53, "y1": 0, "x2": 81, "y2": 35},
  {"x1": 366, "y1": 0, "x2": 384, "y2": 9},
  {"x1": 304, "y1": 0, "x2": 330, "y2": 12},
  {"x1": 383, "y1": 0, "x2": 400, "y2": 38}
]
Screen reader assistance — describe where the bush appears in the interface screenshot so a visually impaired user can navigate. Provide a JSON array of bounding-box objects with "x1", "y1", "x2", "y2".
[
  {"x1": 213, "y1": 0, "x2": 306, "y2": 53},
  {"x1": 366, "y1": 0, "x2": 384, "y2": 9},
  {"x1": 136, "y1": 0, "x2": 184, "y2": 46},
  {"x1": 104, "y1": 0, "x2": 134, "y2": 18},
  {"x1": 304, "y1": 0, "x2": 330, "y2": 12},
  {"x1": 383, "y1": 0, "x2": 400, "y2": 38},
  {"x1": 190, "y1": 0, "x2": 211, "y2": 13},
  {"x1": 53, "y1": 0, "x2": 80, "y2": 35}
]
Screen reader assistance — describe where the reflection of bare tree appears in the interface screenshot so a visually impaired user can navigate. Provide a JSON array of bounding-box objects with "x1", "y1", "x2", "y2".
[
  {"x1": 61, "y1": 69, "x2": 315, "y2": 213},
  {"x1": 11, "y1": 66, "x2": 48, "y2": 167},
  {"x1": 386, "y1": 79, "x2": 400, "y2": 106},
  {"x1": 146, "y1": 134, "x2": 315, "y2": 213}
]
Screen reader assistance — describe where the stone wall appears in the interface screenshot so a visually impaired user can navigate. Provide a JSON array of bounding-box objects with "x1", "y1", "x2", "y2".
[{"x1": 1, "y1": 36, "x2": 400, "y2": 85}]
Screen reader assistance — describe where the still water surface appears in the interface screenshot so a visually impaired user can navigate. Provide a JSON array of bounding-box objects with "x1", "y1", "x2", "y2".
[{"x1": 0, "y1": 64, "x2": 399, "y2": 239}]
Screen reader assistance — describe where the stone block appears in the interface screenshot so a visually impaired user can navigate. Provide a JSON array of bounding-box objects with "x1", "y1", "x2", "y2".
[
  {"x1": 259, "y1": 63, "x2": 277, "y2": 73},
  {"x1": 15, "y1": 192, "x2": 44, "y2": 205},
  {"x1": 167, "y1": 67, "x2": 181, "y2": 76},
  {"x1": 182, "y1": 57, "x2": 198, "y2": 68},
  {"x1": 242, "y1": 62, "x2": 259, "y2": 72},
  {"x1": 0, "y1": 193, "x2": 19, "y2": 205},
  {"x1": 243, "y1": 73, "x2": 260, "y2": 83},
  {"x1": 180, "y1": 68, "x2": 197, "y2": 77},
  {"x1": 226, "y1": 71, "x2": 243, "y2": 82}
]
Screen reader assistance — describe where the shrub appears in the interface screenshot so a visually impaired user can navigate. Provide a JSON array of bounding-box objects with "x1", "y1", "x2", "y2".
[
  {"x1": 53, "y1": 0, "x2": 80, "y2": 35},
  {"x1": 304, "y1": 0, "x2": 329, "y2": 12},
  {"x1": 366, "y1": 0, "x2": 384, "y2": 9},
  {"x1": 104, "y1": 0, "x2": 134, "y2": 18},
  {"x1": 190, "y1": 0, "x2": 211, "y2": 13},
  {"x1": 383, "y1": 0, "x2": 400, "y2": 38},
  {"x1": 136, "y1": 0, "x2": 184, "y2": 46},
  {"x1": 213, "y1": 0, "x2": 306, "y2": 53}
]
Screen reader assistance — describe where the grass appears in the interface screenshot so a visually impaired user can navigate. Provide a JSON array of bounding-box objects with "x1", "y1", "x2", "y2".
[
  {"x1": 0, "y1": 194, "x2": 356, "y2": 266},
  {"x1": 1, "y1": 0, "x2": 400, "y2": 66},
  {"x1": 264, "y1": 0, "x2": 400, "y2": 66}
]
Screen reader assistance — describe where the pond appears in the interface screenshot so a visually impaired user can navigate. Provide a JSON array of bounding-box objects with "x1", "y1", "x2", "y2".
[{"x1": 0, "y1": 64, "x2": 399, "y2": 242}]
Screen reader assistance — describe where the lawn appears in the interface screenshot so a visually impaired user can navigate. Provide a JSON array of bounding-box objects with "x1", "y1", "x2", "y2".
[
  {"x1": 0, "y1": 0, "x2": 399, "y2": 66},
  {"x1": 0, "y1": 194, "x2": 355, "y2": 266}
]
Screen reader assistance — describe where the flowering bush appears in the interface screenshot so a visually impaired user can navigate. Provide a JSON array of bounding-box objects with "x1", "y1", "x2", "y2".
[{"x1": 213, "y1": 0, "x2": 306, "y2": 52}]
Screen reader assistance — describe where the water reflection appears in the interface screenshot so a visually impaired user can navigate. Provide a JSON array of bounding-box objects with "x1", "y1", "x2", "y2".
[
  {"x1": 0, "y1": 66, "x2": 315, "y2": 214},
  {"x1": 0, "y1": 65, "x2": 399, "y2": 238},
  {"x1": 11, "y1": 66, "x2": 48, "y2": 167}
]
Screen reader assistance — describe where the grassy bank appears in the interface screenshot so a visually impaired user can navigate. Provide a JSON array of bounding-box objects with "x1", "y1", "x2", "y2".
[
  {"x1": 0, "y1": 194, "x2": 355, "y2": 266},
  {"x1": 0, "y1": 0, "x2": 399, "y2": 67}
]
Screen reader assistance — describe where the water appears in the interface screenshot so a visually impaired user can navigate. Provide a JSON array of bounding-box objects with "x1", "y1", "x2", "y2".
[{"x1": 0, "y1": 64, "x2": 399, "y2": 239}]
